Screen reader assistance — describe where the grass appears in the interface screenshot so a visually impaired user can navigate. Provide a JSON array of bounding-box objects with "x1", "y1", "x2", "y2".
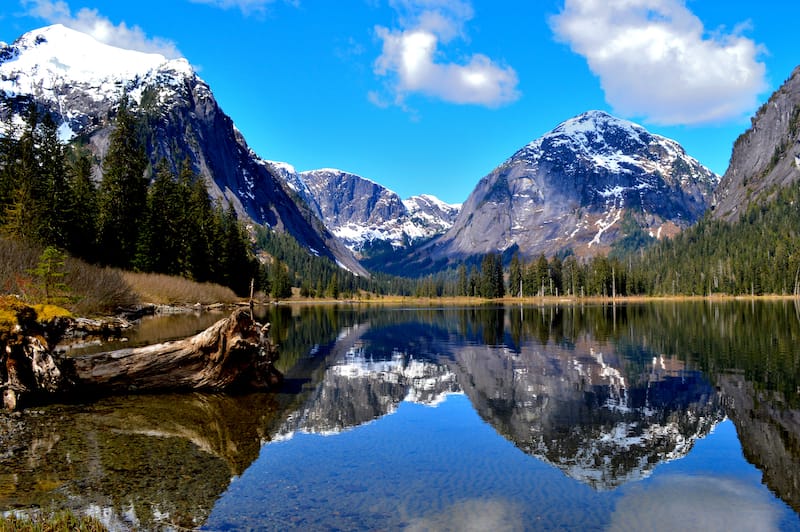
[
  {"x1": 0, "y1": 237, "x2": 136, "y2": 315},
  {"x1": 0, "y1": 510, "x2": 107, "y2": 532},
  {"x1": 122, "y1": 271, "x2": 239, "y2": 306},
  {"x1": 1, "y1": 236, "x2": 241, "y2": 316}
]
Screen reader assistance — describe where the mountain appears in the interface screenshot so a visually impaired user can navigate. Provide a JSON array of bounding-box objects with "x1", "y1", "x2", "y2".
[
  {"x1": 0, "y1": 24, "x2": 366, "y2": 275},
  {"x1": 713, "y1": 66, "x2": 800, "y2": 222},
  {"x1": 270, "y1": 166, "x2": 460, "y2": 254},
  {"x1": 413, "y1": 111, "x2": 718, "y2": 266}
]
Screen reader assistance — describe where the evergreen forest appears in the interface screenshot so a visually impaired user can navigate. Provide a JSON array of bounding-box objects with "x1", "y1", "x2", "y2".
[{"x1": 3, "y1": 96, "x2": 800, "y2": 303}]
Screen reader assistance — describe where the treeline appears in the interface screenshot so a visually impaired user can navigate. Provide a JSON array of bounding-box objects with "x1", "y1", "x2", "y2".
[
  {"x1": 255, "y1": 227, "x2": 421, "y2": 299},
  {"x1": 0, "y1": 98, "x2": 258, "y2": 296},
  {"x1": 625, "y1": 184, "x2": 800, "y2": 296}
]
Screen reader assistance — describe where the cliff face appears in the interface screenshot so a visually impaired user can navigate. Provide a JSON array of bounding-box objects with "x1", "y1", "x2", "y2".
[
  {"x1": 269, "y1": 167, "x2": 460, "y2": 255},
  {"x1": 713, "y1": 66, "x2": 800, "y2": 222},
  {"x1": 0, "y1": 24, "x2": 366, "y2": 275},
  {"x1": 412, "y1": 111, "x2": 717, "y2": 266}
]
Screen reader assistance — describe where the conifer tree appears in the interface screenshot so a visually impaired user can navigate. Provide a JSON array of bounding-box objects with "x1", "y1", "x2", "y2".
[
  {"x1": 97, "y1": 95, "x2": 148, "y2": 268},
  {"x1": 185, "y1": 166, "x2": 217, "y2": 283},
  {"x1": 64, "y1": 149, "x2": 98, "y2": 260},
  {"x1": 34, "y1": 113, "x2": 70, "y2": 248},
  {"x1": 2, "y1": 105, "x2": 38, "y2": 242}
]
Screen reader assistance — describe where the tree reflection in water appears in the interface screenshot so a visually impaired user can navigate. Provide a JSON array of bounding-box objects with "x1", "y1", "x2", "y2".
[{"x1": 2, "y1": 301, "x2": 800, "y2": 529}]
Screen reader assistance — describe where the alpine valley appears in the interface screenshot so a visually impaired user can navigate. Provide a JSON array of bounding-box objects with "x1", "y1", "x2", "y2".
[{"x1": 2, "y1": 24, "x2": 800, "y2": 287}]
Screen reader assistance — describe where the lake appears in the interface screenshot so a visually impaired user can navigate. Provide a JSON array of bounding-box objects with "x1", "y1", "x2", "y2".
[{"x1": 2, "y1": 302, "x2": 800, "y2": 531}]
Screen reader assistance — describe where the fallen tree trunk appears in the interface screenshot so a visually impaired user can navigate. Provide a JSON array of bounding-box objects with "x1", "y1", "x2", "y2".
[{"x1": 2, "y1": 308, "x2": 282, "y2": 410}]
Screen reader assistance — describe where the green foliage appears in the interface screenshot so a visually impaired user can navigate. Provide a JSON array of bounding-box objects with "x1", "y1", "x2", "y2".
[
  {"x1": 271, "y1": 261, "x2": 293, "y2": 299},
  {"x1": 621, "y1": 184, "x2": 800, "y2": 296},
  {"x1": 28, "y1": 246, "x2": 69, "y2": 305},
  {"x1": 609, "y1": 212, "x2": 655, "y2": 259},
  {"x1": 97, "y1": 95, "x2": 148, "y2": 268},
  {"x1": 0, "y1": 96, "x2": 255, "y2": 297}
]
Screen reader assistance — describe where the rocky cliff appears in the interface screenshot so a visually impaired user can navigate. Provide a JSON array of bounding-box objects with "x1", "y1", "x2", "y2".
[
  {"x1": 272, "y1": 166, "x2": 459, "y2": 254},
  {"x1": 713, "y1": 66, "x2": 800, "y2": 222},
  {"x1": 418, "y1": 111, "x2": 718, "y2": 264}
]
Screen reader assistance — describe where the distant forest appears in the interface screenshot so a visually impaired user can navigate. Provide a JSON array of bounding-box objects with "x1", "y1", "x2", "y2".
[{"x1": 2, "y1": 95, "x2": 800, "y2": 300}]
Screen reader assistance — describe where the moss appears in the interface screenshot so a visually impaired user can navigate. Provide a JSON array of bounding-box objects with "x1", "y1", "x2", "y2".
[
  {"x1": 31, "y1": 304, "x2": 72, "y2": 322},
  {"x1": 0, "y1": 297, "x2": 70, "y2": 336}
]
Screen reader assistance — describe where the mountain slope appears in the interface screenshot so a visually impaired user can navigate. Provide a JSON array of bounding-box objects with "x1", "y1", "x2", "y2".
[
  {"x1": 416, "y1": 111, "x2": 718, "y2": 267},
  {"x1": 713, "y1": 66, "x2": 800, "y2": 222},
  {"x1": 272, "y1": 166, "x2": 459, "y2": 254},
  {"x1": 0, "y1": 24, "x2": 366, "y2": 275}
]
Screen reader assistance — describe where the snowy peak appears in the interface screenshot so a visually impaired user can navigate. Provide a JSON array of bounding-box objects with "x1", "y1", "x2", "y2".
[
  {"x1": 0, "y1": 24, "x2": 368, "y2": 276},
  {"x1": 271, "y1": 166, "x2": 460, "y2": 253},
  {"x1": 423, "y1": 110, "x2": 719, "y2": 262},
  {"x1": 0, "y1": 24, "x2": 192, "y2": 103}
]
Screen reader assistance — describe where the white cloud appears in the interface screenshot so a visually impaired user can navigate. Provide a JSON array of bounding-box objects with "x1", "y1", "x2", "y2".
[
  {"x1": 550, "y1": 0, "x2": 767, "y2": 125},
  {"x1": 22, "y1": 0, "x2": 182, "y2": 58},
  {"x1": 373, "y1": 0, "x2": 519, "y2": 108}
]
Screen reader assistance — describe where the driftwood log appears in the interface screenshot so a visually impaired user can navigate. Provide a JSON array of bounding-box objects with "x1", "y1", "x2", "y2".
[{"x1": 1, "y1": 308, "x2": 282, "y2": 411}]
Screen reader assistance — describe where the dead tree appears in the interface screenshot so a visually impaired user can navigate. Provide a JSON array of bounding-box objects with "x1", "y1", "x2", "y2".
[{"x1": 1, "y1": 308, "x2": 281, "y2": 411}]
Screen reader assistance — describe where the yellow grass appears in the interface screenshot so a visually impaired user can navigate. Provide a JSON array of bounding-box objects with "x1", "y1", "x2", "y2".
[{"x1": 122, "y1": 271, "x2": 240, "y2": 305}]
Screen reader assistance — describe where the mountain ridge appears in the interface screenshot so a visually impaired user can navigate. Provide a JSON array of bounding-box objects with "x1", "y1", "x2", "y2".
[
  {"x1": 0, "y1": 24, "x2": 368, "y2": 276},
  {"x1": 395, "y1": 110, "x2": 719, "y2": 272}
]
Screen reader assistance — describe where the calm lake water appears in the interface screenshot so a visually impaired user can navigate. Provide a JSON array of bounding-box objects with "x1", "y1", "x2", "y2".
[{"x1": 3, "y1": 302, "x2": 800, "y2": 531}]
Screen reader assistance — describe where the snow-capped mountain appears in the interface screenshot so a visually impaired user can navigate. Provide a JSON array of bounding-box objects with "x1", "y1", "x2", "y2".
[
  {"x1": 416, "y1": 110, "x2": 719, "y2": 264},
  {"x1": 271, "y1": 166, "x2": 460, "y2": 254},
  {"x1": 0, "y1": 24, "x2": 366, "y2": 275}
]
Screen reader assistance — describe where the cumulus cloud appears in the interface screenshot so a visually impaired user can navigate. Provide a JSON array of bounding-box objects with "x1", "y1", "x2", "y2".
[
  {"x1": 550, "y1": 0, "x2": 767, "y2": 125},
  {"x1": 21, "y1": 0, "x2": 182, "y2": 58},
  {"x1": 372, "y1": 0, "x2": 519, "y2": 108}
]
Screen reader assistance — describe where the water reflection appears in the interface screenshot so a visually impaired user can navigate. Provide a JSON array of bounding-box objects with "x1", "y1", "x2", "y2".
[
  {"x1": 0, "y1": 392, "x2": 284, "y2": 529},
  {"x1": 3, "y1": 302, "x2": 800, "y2": 529},
  {"x1": 264, "y1": 302, "x2": 800, "y2": 505}
]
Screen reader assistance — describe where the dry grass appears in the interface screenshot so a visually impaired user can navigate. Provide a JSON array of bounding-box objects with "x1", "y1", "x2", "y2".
[
  {"x1": 122, "y1": 271, "x2": 239, "y2": 305},
  {"x1": 0, "y1": 510, "x2": 107, "y2": 531},
  {"x1": 0, "y1": 237, "x2": 137, "y2": 315},
  {"x1": 0, "y1": 237, "x2": 238, "y2": 315}
]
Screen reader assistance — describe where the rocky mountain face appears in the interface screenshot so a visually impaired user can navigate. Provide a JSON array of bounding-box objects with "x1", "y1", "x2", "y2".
[
  {"x1": 270, "y1": 166, "x2": 460, "y2": 254},
  {"x1": 713, "y1": 66, "x2": 800, "y2": 222},
  {"x1": 416, "y1": 111, "x2": 718, "y2": 264},
  {"x1": 0, "y1": 24, "x2": 366, "y2": 275}
]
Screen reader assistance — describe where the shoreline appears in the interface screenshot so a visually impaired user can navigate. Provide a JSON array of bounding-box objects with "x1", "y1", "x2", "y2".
[{"x1": 265, "y1": 293, "x2": 800, "y2": 307}]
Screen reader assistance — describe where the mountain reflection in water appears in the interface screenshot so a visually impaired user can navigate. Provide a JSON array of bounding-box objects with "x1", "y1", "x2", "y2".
[{"x1": 2, "y1": 302, "x2": 800, "y2": 530}]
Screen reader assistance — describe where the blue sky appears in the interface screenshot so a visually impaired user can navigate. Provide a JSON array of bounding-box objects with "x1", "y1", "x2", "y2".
[{"x1": 3, "y1": 1, "x2": 799, "y2": 204}]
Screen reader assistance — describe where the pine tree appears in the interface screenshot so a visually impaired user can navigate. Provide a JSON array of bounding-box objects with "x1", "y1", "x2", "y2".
[
  {"x1": 97, "y1": 95, "x2": 148, "y2": 268},
  {"x1": 509, "y1": 253, "x2": 522, "y2": 297},
  {"x1": 3, "y1": 105, "x2": 38, "y2": 241},
  {"x1": 135, "y1": 160, "x2": 185, "y2": 274},
  {"x1": 185, "y1": 166, "x2": 217, "y2": 283},
  {"x1": 271, "y1": 262, "x2": 293, "y2": 300},
  {"x1": 35, "y1": 113, "x2": 70, "y2": 248},
  {"x1": 64, "y1": 149, "x2": 98, "y2": 260}
]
